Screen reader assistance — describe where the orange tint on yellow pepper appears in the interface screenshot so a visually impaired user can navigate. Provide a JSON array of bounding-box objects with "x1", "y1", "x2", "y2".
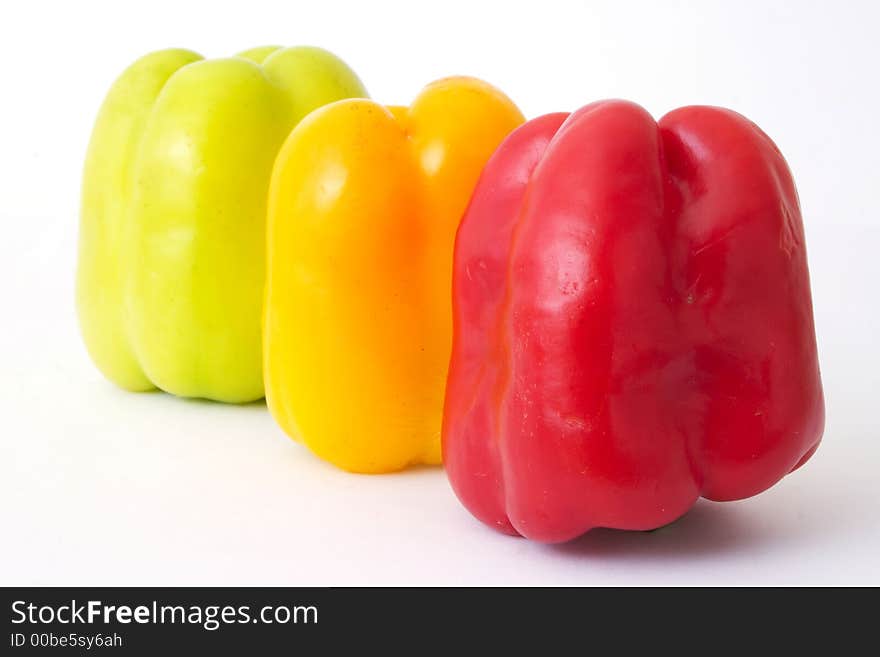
[{"x1": 264, "y1": 77, "x2": 524, "y2": 473}]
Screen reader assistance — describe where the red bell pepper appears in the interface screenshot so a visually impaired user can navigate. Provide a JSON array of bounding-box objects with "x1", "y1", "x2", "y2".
[{"x1": 443, "y1": 101, "x2": 825, "y2": 543}]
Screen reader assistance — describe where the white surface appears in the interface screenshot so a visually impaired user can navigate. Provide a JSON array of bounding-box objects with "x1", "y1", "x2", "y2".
[{"x1": 1, "y1": 0, "x2": 878, "y2": 585}]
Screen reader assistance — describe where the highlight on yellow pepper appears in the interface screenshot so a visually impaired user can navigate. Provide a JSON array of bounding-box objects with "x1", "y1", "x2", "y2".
[
  {"x1": 264, "y1": 77, "x2": 525, "y2": 473},
  {"x1": 77, "y1": 46, "x2": 367, "y2": 403}
]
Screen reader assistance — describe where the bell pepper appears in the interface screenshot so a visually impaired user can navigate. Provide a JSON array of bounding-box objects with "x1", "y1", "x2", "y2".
[
  {"x1": 443, "y1": 101, "x2": 825, "y2": 542},
  {"x1": 264, "y1": 77, "x2": 524, "y2": 472},
  {"x1": 77, "y1": 46, "x2": 366, "y2": 402}
]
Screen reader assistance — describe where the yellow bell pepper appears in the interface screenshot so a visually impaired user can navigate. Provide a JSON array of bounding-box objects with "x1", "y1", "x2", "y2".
[
  {"x1": 264, "y1": 77, "x2": 524, "y2": 472},
  {"x1": 77, "y1": 46, "x2": 366, "y2": 402}
]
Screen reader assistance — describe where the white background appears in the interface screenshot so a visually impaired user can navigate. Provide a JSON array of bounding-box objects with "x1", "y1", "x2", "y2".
[{"x1": 1, "y1": 0, "x2": 878, "y2": 585}]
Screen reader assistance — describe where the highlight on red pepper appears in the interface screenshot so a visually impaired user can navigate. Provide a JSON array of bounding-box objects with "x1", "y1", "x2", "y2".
[{"x1": 442, "y1": 101, "x2": 825, "y2": 543}]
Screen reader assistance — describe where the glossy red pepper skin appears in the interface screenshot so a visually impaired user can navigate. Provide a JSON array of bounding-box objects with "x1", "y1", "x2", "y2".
[{"x1": 443, "y1": 101, "x2": 824, "y2": 543}]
